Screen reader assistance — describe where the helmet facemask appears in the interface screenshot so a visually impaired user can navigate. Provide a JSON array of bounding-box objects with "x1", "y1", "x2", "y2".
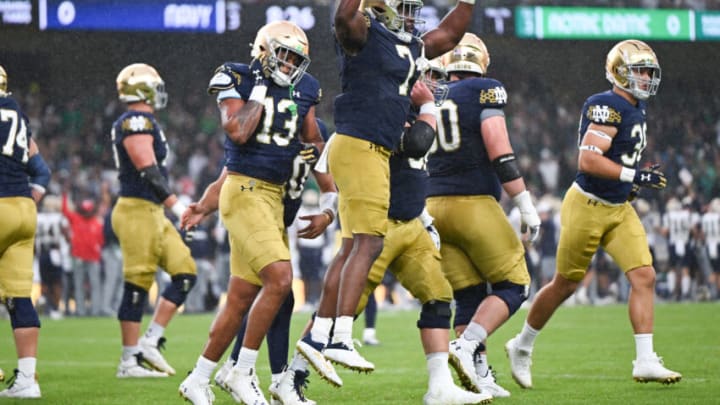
[
  {"x1": 368, "y1": 0, "x2": 424, "y2": 42},
  {"x1": 616, "y1": 63, "x2": 661, "y2": 100},
  {"x1": 421, "y1": 63, "x2": 449, "y2": 106},
  {"x1": 116, "y1": 64, "x2": 168, "y2": 110},
  {"x1": 605, "y1": 40, "x2": 661, "y2": 101},
  {"x1": 264, "y1": 40, "x2": 310, "y2": 88}
]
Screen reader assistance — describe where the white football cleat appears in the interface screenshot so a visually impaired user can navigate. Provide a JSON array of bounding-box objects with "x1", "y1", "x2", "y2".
[
  {"x1": 423, "y1": 382, "x2": 492, "y2": 405},
  {"x1": 223, "y1": 366, "x2": 269, "y2": 405},
  {"x1": 323, "y1": 340, "x2": 374, "y2": 373},
  {"x1": 362, "y1": 328, "x2": 380, "y2": 346},
  {"x1": 448, "y1": 338, "x2": 481, "y2": 393},
  {"x1": 179, "y1": 373, "x2": 215, "y2": 405},
  {"x1": 296, "y1": 336, "x2": 343, "y2": 387},
  {"x1": 505, "y1": 336, "x2": 532, "y2": 389},
  {"x1": 213, "y1": 359, "x2": 233, "y2": 392},
  {"x1": 476, "y1": 368, "x2": 510, "y2": 398},
  {"x1": 0, "y1": 369, "x2": 41, "y2": 399},
  {"x1": 269, "y1": 368, "x2": 316, "y2": 405},
  {"x1": 116, "y1": 354, "x2": 169, "y2": 378},
  {"x1": 632, "y1": 353, "x2": 682, "y2": 384},
  {"x1": 139, "y1": 336, "x2": 176, "y2": 375}
]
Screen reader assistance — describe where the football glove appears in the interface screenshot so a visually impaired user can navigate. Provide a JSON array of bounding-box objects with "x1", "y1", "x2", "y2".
[
  {"x1": 634, "y1": 164, "x2": 667, "y2": 189},
  {"x1": 513, "y1": 190, "x2": 541, "y2": 244},
  {"x1": 426, "y1": 224, "x2": 441, "y2": 250},
  {"x1": 627, "y1": 183, "x2": 641, "y2": 202},
  {"x1": 299, "y1": 144, "x2": 320, "y2": 165}
]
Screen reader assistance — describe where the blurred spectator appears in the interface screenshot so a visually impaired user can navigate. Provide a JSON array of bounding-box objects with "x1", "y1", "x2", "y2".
[{"x1": 61, "y1": 192, "x2": 104, "y2": 316}]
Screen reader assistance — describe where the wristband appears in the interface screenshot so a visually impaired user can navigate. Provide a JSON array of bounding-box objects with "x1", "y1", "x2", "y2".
[
  {"x1": 170, "y1": 200, "x2": 187, "y2": 218},
  {"x1": 619, "y1": 167, "x2": 636, "y2": 183},
  {"x1": 419, "y1": 102, "x2": 437, "y2": 116},
  {"x1": 248, "y1": 85, "x2": 268, "y2": 103},
  {"x1": 459, "y1": 0, "x2": 475, "y2": 4},
  {"x1": 319, "y1": 192, "x2": 338, "y2": 219},
  {"x1": 30, "y1": 183, "x2": 47, "y2": 195}
]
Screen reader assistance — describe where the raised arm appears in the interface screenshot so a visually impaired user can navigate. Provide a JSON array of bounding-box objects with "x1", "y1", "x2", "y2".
[
  {"x1": 335, "y1": 0, "x2": 370, "y2": 54},
  {"x1": 422, "y1": 1, "x2": 475, "y2": 59}
]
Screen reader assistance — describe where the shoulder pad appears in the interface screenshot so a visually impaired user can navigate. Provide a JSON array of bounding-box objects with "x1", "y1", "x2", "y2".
[
  {"x1": 584, "y1": 93, "x2": 623, "y2": 125},
  {"x1": 207, "y1": 63, "x2": 248, "y2": 95},
  {"x1": 470, "y1": 78, "x2": 508, "y2": 108},
  {"x1": 298, "y1": 73, "x2": 322, "y2": 105},
  {"x1": 120, "y1": 113, "x2": 155, "y2": 134}
]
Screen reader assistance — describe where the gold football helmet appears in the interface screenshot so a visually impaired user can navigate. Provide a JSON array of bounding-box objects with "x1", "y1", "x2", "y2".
[
  {"x1": 251, "y1": 20, "x2": 310, "y2": 88},
  {"x1": 0, "y1": 65, "x2": 8, "y2": 97},
  {"x1": 116, "y1": 63, "x2": 167, "y2": 109},
  {"x1": 443, "y1": 33, "x2": 490, "y2": 76},
  {"x1": 605, "y1": 39, "x2": 661, "y2": 100},
  {"x1": 361, "y1": 0, "x2": 424, "y2": 35}
]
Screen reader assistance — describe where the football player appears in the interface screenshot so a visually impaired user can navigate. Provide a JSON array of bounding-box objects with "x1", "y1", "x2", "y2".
[
  {"x1": 280, "y1": 79, "x2": 491, "y2": 404},
  {"x1": 506, "y1": 39, "x2": 682, "y2": 388},
  {"x1": 110, "y1": 63, "x2": 196, "y2": 379},
  {"x1": 299, "y1": 0, "x2": 479, "y2": 379},
  {"x1": 186, "y1": 118, "x2": 336, "y2": 405},
  {"x1": 0, "y1": 64, "x2": 50, "y2": 399},
  {"x1": 425, "y1": 34, "x2": 539, "y2": 398},
  {"x1": 177, "y1": 21, "x2": 325, "y2": 405}
]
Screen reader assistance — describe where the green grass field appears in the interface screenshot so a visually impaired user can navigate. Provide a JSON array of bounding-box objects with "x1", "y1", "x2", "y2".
[{"x1": 1, "y1": 303, "x2": 718, "y2": 404}]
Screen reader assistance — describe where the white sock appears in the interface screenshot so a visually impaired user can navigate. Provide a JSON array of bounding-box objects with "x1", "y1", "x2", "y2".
[
  {"x1": 289, "y1": 351, "x2": 309, "y2": 372},
  {"x1": 17, "y1": 357, "x2": 36, "y2": 378},
  {"x1": 426, "y1": 352, "x2": 452, "y2": 389},
  {"x1": 463, "y1": 322, "x2": 488, "y2": 342},
  {"x1": 332, "y1": 316, "x2": 354, "y2": 344},
  {"x1": 681, "y1": 275, "x2": 691, "y2": 297},
  {"x1": 236, "y1": 347, "x2": 259, "y2": 369},
  {"x1": 517, "y1": 321, "x2": 539, "y2": 351},
  {"x1": 144, "y1": 321, "x2": 165, "y2": 342},
  {"x1": 310, "y1": 316, "x2": 333, "y2": 345},
  {"x1": 122, "y1": 346, "x2": 140, "y2": 361},
  {"x1": 634, "y1": 333, "x2": 654, "y2": 360},
  {"x1": 192, "y1": 356, "x2": 217, "y2": 381}
]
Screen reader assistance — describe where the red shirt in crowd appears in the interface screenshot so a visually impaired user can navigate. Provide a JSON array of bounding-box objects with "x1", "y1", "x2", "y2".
[{"x1": 61, "y1": 193, "x2": 104, "y2": 262}]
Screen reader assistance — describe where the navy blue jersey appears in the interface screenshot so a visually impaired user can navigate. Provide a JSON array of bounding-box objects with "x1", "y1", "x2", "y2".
[
  {"x1": 334, "y1": 15, "x2": 422, "y2": 150},
  {"x1": 283, "y1": 153, "x2": 313, "y2": 227},
  {"x1": 576, "y1": 90, "x2": 648, "y2": 203},
  {"x1": 210, "y1": 62, "x2": 321, "y2": 185},
  {"x1": 388, "y1": 153, "x2": 427, "y2": 221},
  {"x1": 111, "y1": 111, "x2": 169, "y2": 203},
  {"x1": 0, "y1": 97, "x2": 33, "y2": 198},
  {"x1": 427, "y1": 77, "x2": 508, "y2": 200}
]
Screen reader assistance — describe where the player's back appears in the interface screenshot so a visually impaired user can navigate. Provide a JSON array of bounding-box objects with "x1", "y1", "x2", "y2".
[
  {"x1": 0, "y1": 97, "x2": 32, "y2": 198},
  {"x1": 333, "y1": 16, "x2": 421, "y2": 150},
  {"x1": 427, "y1": 77, "x2": 507, "y2": 200},
  {"x1": 111, "y1": 110, "x2": 168, "y2": 203},
  {"x1": 575, "y1": 90, "x2": 647, "y2": 203}
]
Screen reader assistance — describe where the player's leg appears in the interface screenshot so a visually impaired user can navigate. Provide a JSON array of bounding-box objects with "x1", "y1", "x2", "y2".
[
  {"x1": 506, "y1": 187, "x2": 598, "y2": 388},
  {"x1": 139, "y1": 216, "x2": 197, "y2": 375},
  {"x1": 324, "y1": 134, "x2": 388, "y2": 365},
  {"x1": 605, "y1": 206, "x2": 681, "y2": 384},
  {"x1": 0, "y1": 198, "x2": 42, "y2": 398},
  {"x1": 112, "y1": 198, "x2": 168, "y2": 378}
]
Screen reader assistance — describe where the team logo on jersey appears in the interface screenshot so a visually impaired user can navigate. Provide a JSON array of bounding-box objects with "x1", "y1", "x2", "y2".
[
  {"x1": 122, "y1": 115, "x2": 153, "y2": 132},
  {"x1": 478, "y1": 86, "x2": 508, "y2": 105},
  {"x1": 587, "y1": 105, "x2": 621, "y2": 124}
]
